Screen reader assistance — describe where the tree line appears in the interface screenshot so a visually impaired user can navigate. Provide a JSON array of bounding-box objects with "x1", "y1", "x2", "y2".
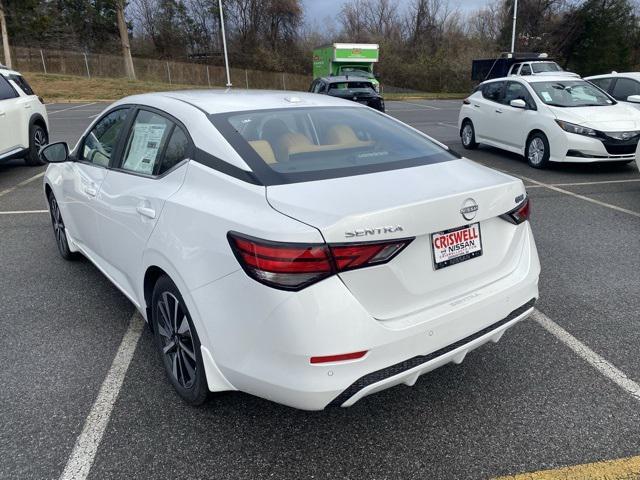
[{"x1": 0, "y1": 0, "x2": 639, "y2": 92}]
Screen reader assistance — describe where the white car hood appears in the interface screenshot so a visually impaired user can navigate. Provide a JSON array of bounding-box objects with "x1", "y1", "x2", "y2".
[{"x1": 551, "y1": 103, "x2": 640, "y2": 131}]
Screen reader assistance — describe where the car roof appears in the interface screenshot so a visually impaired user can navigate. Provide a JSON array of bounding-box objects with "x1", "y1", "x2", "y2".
[
  {"x1": 320, "y1": 75, "x2": 372, "y2": 83},
  {"x1": 585, "y1": 72, "x2": 640, "y2": 80},
  {"x1": 0, "y1": 67, "x2": 21, "y2": 77},
  {"x1": 113, "y1": 89, "x2": 367, "y2": 115},
  {"x1": 483, "y1": 75, "x2": 585, "y2": 84}
]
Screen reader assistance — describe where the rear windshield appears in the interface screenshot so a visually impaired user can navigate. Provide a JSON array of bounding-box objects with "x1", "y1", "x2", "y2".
[
  {"x1": 329, "y1": 81, "x2": 374, "y2": 93},
  {"x1": 531, "y1": 80, "x2": 614, "y2": 107},
  {"x1": 211, "y1": 107, "x2": 456, "y2": 185}
]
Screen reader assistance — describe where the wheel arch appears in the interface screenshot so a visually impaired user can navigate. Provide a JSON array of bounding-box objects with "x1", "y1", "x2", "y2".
[
  {"x1": 29, "y1": 113, "x2": 48, "y2": 134},
  {"x1": 460, "y1": 117, "x2": 473, "y2": 136},
  {"x1": 141, "y1": 259, "x2": 235, "y2": 393}
]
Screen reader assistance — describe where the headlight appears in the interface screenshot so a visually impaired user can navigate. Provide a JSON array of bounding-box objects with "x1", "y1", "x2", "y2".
[{"x1": 555, "y1": 119, "x2": 598, "y2": 137}]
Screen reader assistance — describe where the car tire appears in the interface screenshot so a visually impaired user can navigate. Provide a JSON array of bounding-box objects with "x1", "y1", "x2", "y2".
[
  {"x1": 151, "y1": 275, "x2": 208, "y2": 406},
  {"x1": 25, "y1": 124, "x2": 48, "y2": 166},
  {"x1": 47, "y1": 191, "x2": 79, "y2": 261},
  {"x1": 526, "y1": 132, "x2": 550, "y2": 169},
  {"x1": 461, "y1": 120, "x2": 478, "y2": 149}
]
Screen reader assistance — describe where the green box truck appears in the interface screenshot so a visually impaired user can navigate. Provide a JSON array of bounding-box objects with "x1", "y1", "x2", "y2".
[{"x1": 313, "y1": 43, "x2": 380, "y2": 91}]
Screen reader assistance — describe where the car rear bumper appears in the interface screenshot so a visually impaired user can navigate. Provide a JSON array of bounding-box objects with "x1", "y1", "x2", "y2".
[{"x1": 191, "y1": 224, "x2": 540, "y2": 410}]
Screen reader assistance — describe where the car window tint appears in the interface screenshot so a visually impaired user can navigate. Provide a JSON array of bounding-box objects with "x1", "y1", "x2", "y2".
[
  {"x1": 504, "y1": 81, "x2": 534, "y2": 108},
  {"x1": 520, "y1": 64, "x2": 532, "y2": 76},
  {"x1": 611, "y1": 78, "x2": 640, "y2": 101},
  {"x1": 318, "y1": 82, "x2": 327, "y2": 93},
  {"x1": 223, "y1": 106, "x2": 456, "y2": 178},
  {"x1": 158, "y1": 126, "x2": 189, "y2": 175},
  {"x1": 0, "y1": 75, "x2": 17, "y2": 100},
  {"x1": 8, "y1": 74, "x2": 34, "y2": 95},
  {"x1": 482, "y1": 81, "x2": 503, "y2": 102},
  {"x1": 121, "y1": 110, "x2": 172, "y2": 175},
  {"x1": 511, "y1": 63, "x2": 521, "y2": 74},
  {"x1": 589, "y1": 77, "x2": 613, "y2": 92},
  {"x1": 82, "y1": 109, "x2": 129, "y2": 167}
]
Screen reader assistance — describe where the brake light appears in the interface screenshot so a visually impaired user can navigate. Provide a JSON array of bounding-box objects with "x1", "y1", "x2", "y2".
[
  {"x1": 500, "y1": 197, "x2": 530, "y2": 225},
  {"x1": 228, "y1": 232, "x2": 413, "y2": 291}
]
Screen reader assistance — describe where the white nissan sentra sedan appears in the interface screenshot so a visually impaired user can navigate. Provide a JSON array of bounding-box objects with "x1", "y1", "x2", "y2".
[
  {"x1": 459, "y1": 76, "x2": 640, "y2": 168},
  {"x1": 40, "y1": 90, "x2": 540, "y2": 410}
]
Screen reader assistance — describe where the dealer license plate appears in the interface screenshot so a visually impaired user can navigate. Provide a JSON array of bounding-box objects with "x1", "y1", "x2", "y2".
[{"x1": 431, "y1": 223, "x2": 482, "y2": 270}]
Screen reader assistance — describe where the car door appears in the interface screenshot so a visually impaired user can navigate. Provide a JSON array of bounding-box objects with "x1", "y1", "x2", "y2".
[
  {"x1": 610, "y1": 77, "x2": 640, "y2": 109},
  {"x1": 474, "y1": 80, "x2": 505, "y2": 143},
  {"x1": 0, "y1": 75, "x2": 21, "y2": 157},
  {"x1": 493, "y1": 80, "x2": 538, "y2": 151},
  {"x1": 95, "y1": 108, "x2": 191, "y2": 302},
  {"x1": 62, "y1": 107, "x2": 132, "y2": 259}
]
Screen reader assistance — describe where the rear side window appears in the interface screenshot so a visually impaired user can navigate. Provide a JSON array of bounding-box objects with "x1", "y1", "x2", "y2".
[
  {"x1": 8, "y1": 74, "x2": 34, "y2": 95},
  {"x1": 0, "y1": 75, "x2": 17, "y2": 100},
  {"x1": 611, "y1": 78, "x2": 640, "y2": 101},
  {"x1": 482, "y1": 81, "x2": 504, "y2": 102},
  {"x1": 159, "y1": 127, "x2": 190, "y2": 174},
  {"x1": 589, "y1": 77, "x2": 613, "y2": 92},
  {"x1": 520, "y1": 64, "x2": 532, "y2": 76},
  {"x1": 212, "y1": 106, "x2": 456, "y2": 185}
]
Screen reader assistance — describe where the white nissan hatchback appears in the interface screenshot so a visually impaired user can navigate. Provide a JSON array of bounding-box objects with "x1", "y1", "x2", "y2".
[
  {"x1": 459, "y1": 76, "x2": 640, "y2": 168},
  {"x1": 41, "y1": 90, "x2": 540, "y2": 410}
]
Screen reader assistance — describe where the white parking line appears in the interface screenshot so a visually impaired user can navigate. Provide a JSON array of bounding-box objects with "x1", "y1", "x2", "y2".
[
  {"x1": 0, "y1": 172, "x2": 45, "y2": 198},
  {"x1": 437, "y1": 122, "x2": 458, "y2": 129},
  {"x1": 395, "y1": 101, "x2": 440, "y2": 110},
  {"x1": 48, "y1": 103, "x2": 97, "y2": 115},
  {"x1": 512, "y1": 172, "x2": 640, "y2": 218},
  {"x1": 532, "y1": 309, "x2": 640, "y2": 401},
  {"x1": 0, "y1": 209, "x2": 48, "y2": 215},
  {"x1": 59, "y1": 313, "x2": 145, "y2": 480}
]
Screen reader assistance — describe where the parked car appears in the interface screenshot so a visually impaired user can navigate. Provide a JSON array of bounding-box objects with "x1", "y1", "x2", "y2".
[
  {"x1": 459, "y1": 75, "x2": 640, "y2": 168},
  {"x1": 0, "y1": 66, "x2": 49, "y2": 166},
  {"x1": 40, "y1": 90, "x2": 539, "y2": 410},
  {"x1": 507, "y1": 60, "x2": 579, "y2": 78},
  {"x1": 309, "y1": 76, "x2": 385, "y2": 111},
  {"x1": 585, "y1": 72, "x2": 640, "y2": 110}
]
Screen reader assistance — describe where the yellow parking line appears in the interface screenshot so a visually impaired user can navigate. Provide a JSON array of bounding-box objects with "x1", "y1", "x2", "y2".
[{"x1": 494, "y1": 455, "x2": 640, "y2": 480}]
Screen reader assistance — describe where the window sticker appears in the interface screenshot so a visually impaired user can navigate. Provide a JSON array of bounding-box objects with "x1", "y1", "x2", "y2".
[
  {"x1": 540, "y1": 91, "x2": 552, "y2": 102},
  {"x1": 123, "y1": 123, "x2": 167, "y2": 174}
]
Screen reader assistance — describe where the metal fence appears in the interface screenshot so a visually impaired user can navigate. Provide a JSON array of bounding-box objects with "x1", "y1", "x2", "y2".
[{"x1": 9, "y1": 46, "x2": 312, "y2": 91}]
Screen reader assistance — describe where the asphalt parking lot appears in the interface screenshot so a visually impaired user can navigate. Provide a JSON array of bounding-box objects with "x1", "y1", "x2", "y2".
[{"x1": 1, "y1": 99, "x2": 639, "y2": 480}]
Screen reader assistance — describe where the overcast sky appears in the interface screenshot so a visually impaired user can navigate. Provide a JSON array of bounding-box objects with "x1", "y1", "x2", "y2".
[{"x1": 302, "y1": 0, "x2": 491, "y2": 28}]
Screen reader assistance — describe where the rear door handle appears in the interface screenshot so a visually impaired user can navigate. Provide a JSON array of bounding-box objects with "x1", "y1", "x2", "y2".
[
  {"x1": 136, "y1": 206, "x2": 156, "y2": 219},
  {"x1": 0, "y1": 111, "x2": 5, "y2": 117},
  {"x1": 473, "y1": 104, "x2": 480, "y2": 108},
  {"x1": 83, "y1": 186, "x2": 97, "y2": 197},
  {"x1": 495, "y1": 109, "x2": 503, "y2": 114},
  {"x1": 24, "y1": 104, "x2": 32, "y2": 109}
]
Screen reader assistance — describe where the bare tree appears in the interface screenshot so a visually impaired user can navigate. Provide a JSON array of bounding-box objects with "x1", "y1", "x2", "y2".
[
  {"x1": 115, "y1": 0, "x2": 136, "y2": 79},
  {"x1": 0, "y1": 0, "x2": 10, "y2": 68}
]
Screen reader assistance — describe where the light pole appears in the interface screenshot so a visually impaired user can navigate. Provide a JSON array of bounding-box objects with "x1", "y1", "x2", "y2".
[
  {"x1": 510, "y1": 0, "x2": 518, "y2": 54},
  {"x1": 218, "y1": 0, "x2": 232, "y2": 88}
]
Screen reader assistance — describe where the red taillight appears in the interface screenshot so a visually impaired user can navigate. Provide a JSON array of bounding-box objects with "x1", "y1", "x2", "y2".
[
  {"x1": 310, "y1": 351, "x2": 367, "y2": 364},
  {"x1": 228, "y1": 232, "x2": 413, "y2": 291},
  {"x1": 500, "y1": 197, "x2": 530, "y2": 225}
]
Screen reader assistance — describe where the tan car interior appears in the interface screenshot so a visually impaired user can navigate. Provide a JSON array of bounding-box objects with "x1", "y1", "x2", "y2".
[{"x1": 248, "y1": 122, "x2": 373, "y2": 164}]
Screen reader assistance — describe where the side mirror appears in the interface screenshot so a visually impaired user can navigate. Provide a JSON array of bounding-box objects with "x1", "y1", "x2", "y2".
[
  {"x1": 510, "y1": 99, "x2": 527, "y2": 109},
  {"x1": 627, "y1": 95, "x2": 640, "y2": 104},
  {"x1": 40, "y1": 142, "x2": 69, "y2": 163}
]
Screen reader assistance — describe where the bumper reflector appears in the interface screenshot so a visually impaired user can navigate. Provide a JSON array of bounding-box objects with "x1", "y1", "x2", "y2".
[{"x1": 310, "y1": 351, "x2": 367, "y2": 364}]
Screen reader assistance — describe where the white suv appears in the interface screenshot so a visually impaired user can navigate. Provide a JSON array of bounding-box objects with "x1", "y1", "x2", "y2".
[{"x1": 0, "y1": 67, "x2": 49, "y2": 166}]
